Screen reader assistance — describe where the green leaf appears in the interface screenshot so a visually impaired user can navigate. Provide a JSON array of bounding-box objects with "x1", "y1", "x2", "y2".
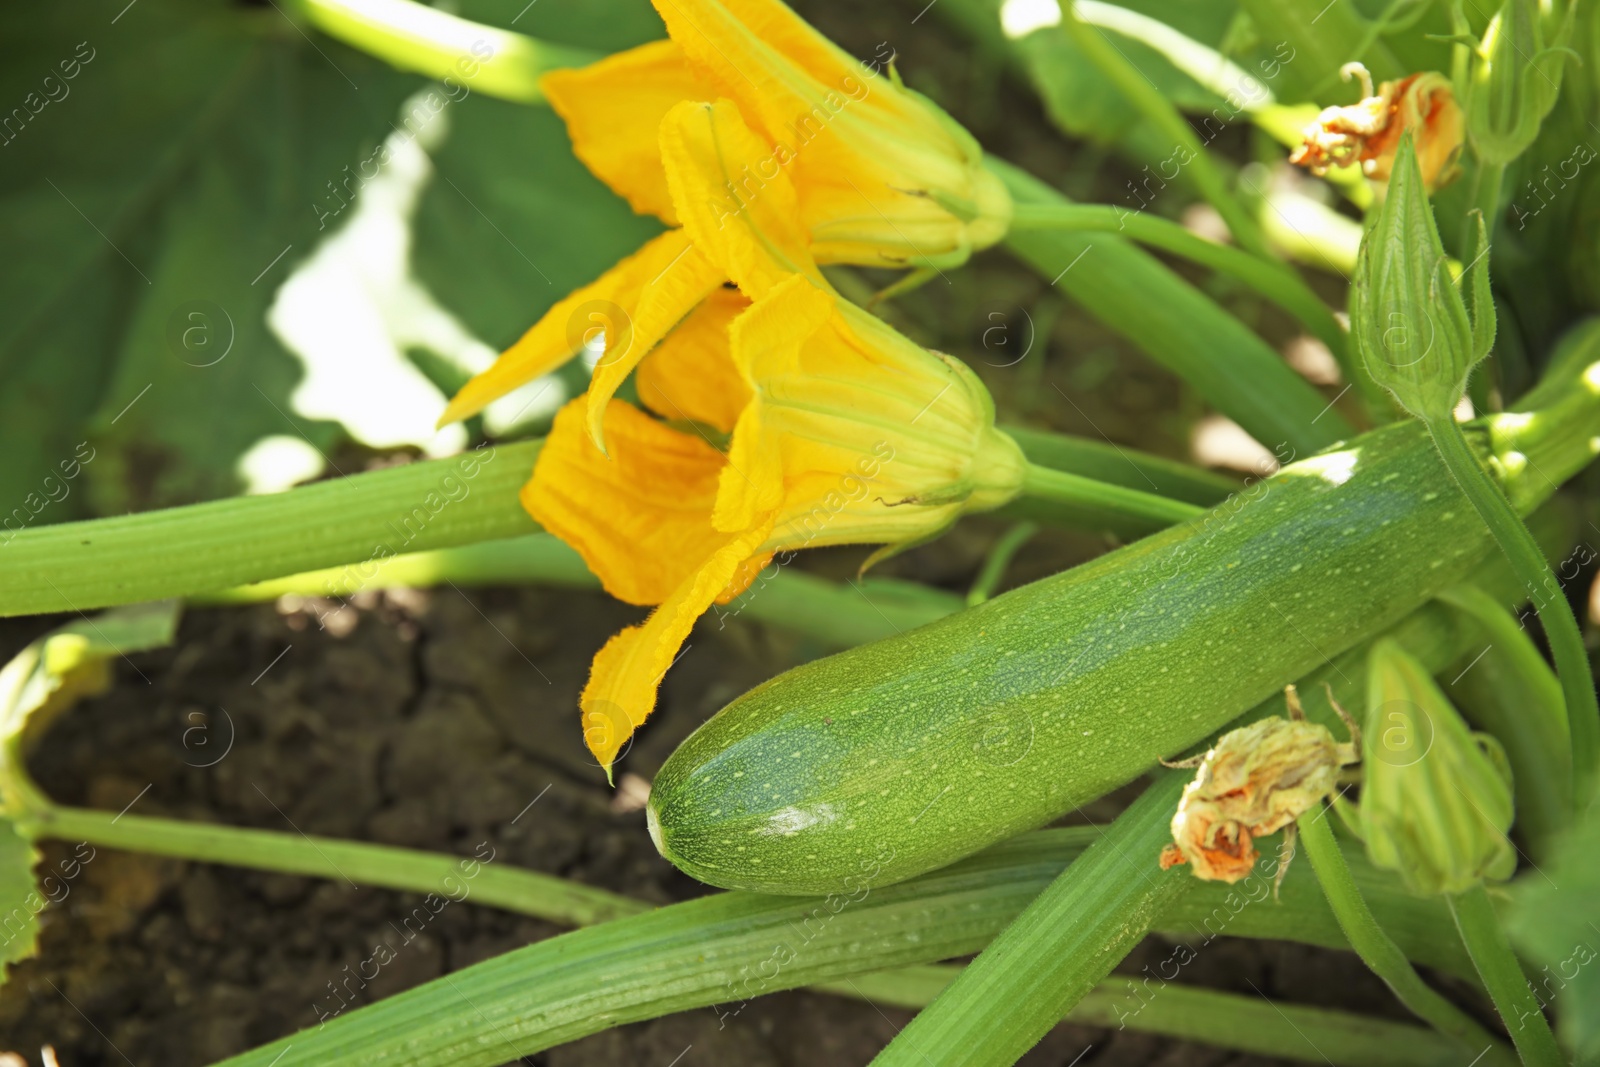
[
  {"x1": 1438, "y1": 583, "x2": 1570, "y2": 853},
  {"x1": 0, "y1": 816, "x2": 43, "y2": 987},
  {"x1": 453, "y1": 0, "x2": 664, "y2": 53},
  {"x1": 0, "y1": 601, "x2": 182, "y2": 759},
  {"x1": 1234, "y1": 0, "x2": 1404, "y2": 102},
  {"x1": 937, "y1": 0, "x2": 1242, "y2": 154},
  {"x1": 0, "y1": 602, "x2": 179, "y2": 989},
  {"x1": 410, "y1": 94, "x2": 662, "y2": 352},
  {"x1": 400, "y1": 0, "x2": 664, "y2": 352},
  {"x1": 1507, "y1": 803, "x2": 1600, "y2": 1064},
  {"x1": 1011, "y1": 22, "x2": 1218, "y2": 145},
  {"x1": 0, "y1": 1, "x2": 423, "y2": 515}
]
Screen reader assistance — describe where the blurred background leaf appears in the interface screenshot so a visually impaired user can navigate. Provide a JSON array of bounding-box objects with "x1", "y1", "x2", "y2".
[
  {"x1": 0, "y1": 0, "x2": 669, "y2": 522},
  {"x1": 0, "y1": 1, "x2": 420, "y2": 515},
  {"x1": 0, "y1": 818, "x2": 41, "y2": 986},
  {"x1": 1508, "y1": 802, "x2": 1600, "y2": 1065}
]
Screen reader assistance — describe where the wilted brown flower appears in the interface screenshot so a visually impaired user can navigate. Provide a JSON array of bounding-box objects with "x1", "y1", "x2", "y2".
[
  {"x1": 1159, "y1": 685, "x2": 1360, "y2": 892},
  {"x1": 1289, "y1": 65, "x2": 1464, "y2": 191}
]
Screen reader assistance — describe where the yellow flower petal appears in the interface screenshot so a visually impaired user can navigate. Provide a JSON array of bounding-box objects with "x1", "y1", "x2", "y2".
[
  {"x1": 714, "y1": 274, "x2": 1026, "y2": 547},
  {"x1": 650, "y1": 0, "x2": 865, "y2": 142},
  {"x1": 658, "y1": 97, "x2": 817, "y2": 297},
  {"x1": 713, "y1": 274, "x2": 831, "y2": 532},
  {"x1": 542, "y1": 40, "x2": 716, "y2": 224},
  {"x1": 583, "y1": 228, "x2": 727, "y2": 450},
  {"x1": 440, "y1": 229, "x2": 720, "y2": 428},
  {"x1": 522, "y1": 397, "x2": 729, "y2": 606},
  {"x1": 649, "y1": 0, "x2": 1011, "y2": 267},
  {"x1": 635, "y1": 285, "x2": 752, "y2": 433},
  {"x1": 580, "y1": 518, "x2": 773, "y2": 774}
]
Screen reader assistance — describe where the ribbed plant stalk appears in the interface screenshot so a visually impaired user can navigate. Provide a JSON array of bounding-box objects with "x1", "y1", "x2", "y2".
[
  {"x1": 1298, "y1": 811, "x2": 1512, "y2": 1064},
  {"x1": 203, "y1": 819, "x2": 1473, "y2": 1067},
  {"x1": 1448, "y1": 885, "x2": 1565, "y2": 1067},
  {"x1": 844, "y1": 965, "x2": 1465, "y2": 1066},
  {"x1": 0, "y1": 428, "x2": 1207, "y2": 620},
  {"x1": 868, "y1": 773, "x2": 1192, "y2": 1066},
  {"x1": 1425, "y1": 413, "x2": 1599, "y2": 806},
  {"x1": 1008, "y1": 202, "x2": 1347, "y2": 363},
  {"x1": 15, "y1": 804, "x2": 646, "y2": 926},
  {"x1": 1020, "y1": 462, "x2": 1204, "y2": 533},
  {"x1": 194, "y1": 532, "x2": 965, "y2": 652}
]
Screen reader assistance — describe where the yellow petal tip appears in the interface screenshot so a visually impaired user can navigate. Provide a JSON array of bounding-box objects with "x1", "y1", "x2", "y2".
[
  {"x1": 583, "y1": 399, "x2": 612, "y2": 458},
  {"x1": 436, "y1": 396, "x2": 473, "y2": 429}
]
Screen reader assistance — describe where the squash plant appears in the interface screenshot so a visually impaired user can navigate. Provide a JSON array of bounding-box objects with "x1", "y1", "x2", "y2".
[{"x1": 1, "y1": 0, "x2": 1597, "y2": 1064}]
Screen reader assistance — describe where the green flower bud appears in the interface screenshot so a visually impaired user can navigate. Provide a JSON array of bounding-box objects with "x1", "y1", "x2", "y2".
[
  {"x1": 1360, "y1": 639, "x2": 1516, "y2": 897},
  {"x1": 1461, "y1": 0, "x2": 1575, "y2": 165},
  {"x1": 1350, "y1": 135, "x2": 1490, "y2": 421}
]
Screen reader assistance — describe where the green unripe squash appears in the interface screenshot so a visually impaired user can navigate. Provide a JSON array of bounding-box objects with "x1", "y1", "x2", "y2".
[{"x1": 647, "y1": 400, "x2": 1597, "y2": 895}]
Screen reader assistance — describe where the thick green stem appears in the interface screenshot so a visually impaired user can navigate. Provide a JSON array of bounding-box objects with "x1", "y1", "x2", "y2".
[
  {"x1": 841, "y1": 965, "x2": 1464, "y2": 1066},
  {"x1": 1009, "y1": 202, "x2": 1346, "y2": 360},
  {"x1": 0, "y1": 425, "x2": 1206, "y2": 620},
  {"x1": 1002, "y1": 424, "x2": 1237, "y2": 506},
  {"x1": 1055, "y1": 2, "x2": 1267, "y2": 258},
  {"x1": 283, "y1": 0, "x2": 597, "y2": 104},
  {"x1": 1448, "y1": 885, "x2": 1565, "y2": 1067},
  {"x1": 1427, "y1": 414, "x2": 1599, "y2": 806},
  {"x1": 195, "y1": 533, "x2": 963, "y2": 652},
  {"x1": 1020, "y1": 461, "x2": 1204, "y2": 535},
  {"x1": 16, "y1": 805, "x2": 646, "y2": 926},
  {"x1": 869, "y1": 774, "x2": 1194, "y2": 1066},
  {"x1": 0, "y1": 441, "x2": 543, "y2": 618},
  {"x1": 1298, "y1": 811, "x2": 1512, "y2": 1063}
]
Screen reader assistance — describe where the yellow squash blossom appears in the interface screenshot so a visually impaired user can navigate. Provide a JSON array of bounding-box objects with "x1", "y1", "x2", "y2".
[
  {"x1": 530, "y1": 272, "x2": 1025, "y2": 776},
  {"x1": 438, "y1": 0, "x2": 1011, "y2": 443},
  {"x1": 1290, "y1": 68, "x2": 1464, "y2": 192},
  {"x1": 447, "y1": 66, "x2": 1022, "y2": 776}
]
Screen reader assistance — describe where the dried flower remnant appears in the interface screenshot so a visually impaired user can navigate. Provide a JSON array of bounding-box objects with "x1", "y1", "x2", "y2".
[
  {"x1": 1289, "y1": 65, "x2": 1464, "y2": 192},
  {"x1": 1159, "y1": 685, "x2": 1360, "y2": 894}
]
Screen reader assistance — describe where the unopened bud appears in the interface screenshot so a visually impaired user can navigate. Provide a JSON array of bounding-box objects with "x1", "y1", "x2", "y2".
[
  {"x1": 1350, "y1": 135, "x2": 1487, "y2": 421},
  {"x1": 1360, "y1": 640, "x2": 1516, "y2": 896},
  {"x1": 1461, "y1": 0, "x2": 1574, "y2": 165}
]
